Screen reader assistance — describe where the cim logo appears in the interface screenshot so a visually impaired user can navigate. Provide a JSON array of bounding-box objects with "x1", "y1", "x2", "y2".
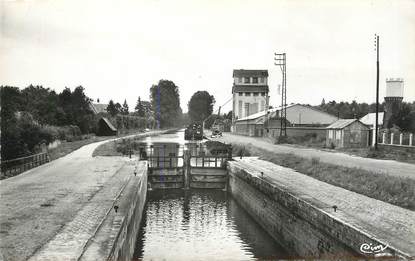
[{"x1": 360, "y1": 243, "x2": 388, "y2": 254}]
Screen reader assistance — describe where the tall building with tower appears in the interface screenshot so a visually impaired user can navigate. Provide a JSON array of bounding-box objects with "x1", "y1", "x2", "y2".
[
  {"x1": 232, "y1": 69, "x2": 269, "y2": 125},
  {"x1": 383, "y1": 78, "x2": 404, "y2": 128}
]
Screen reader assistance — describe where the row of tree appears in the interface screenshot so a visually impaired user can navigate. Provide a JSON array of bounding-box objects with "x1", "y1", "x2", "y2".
[
  {"x1": 105, "y1": 97, "x2": 148, "y2": 118},
  {"x1": 316, "y1": 99, "x2": 415, "y2": 131},
  {"x1": 1, "y1": 85, "x2": 94, "y2": 133},
  {"x1": 1, "y1": 85, "x2": 94, "y2": 160}
]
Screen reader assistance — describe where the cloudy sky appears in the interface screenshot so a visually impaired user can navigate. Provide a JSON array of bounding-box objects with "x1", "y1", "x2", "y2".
[{"x1": 1, "y1": 0, "x2": 414, "y2": 113}]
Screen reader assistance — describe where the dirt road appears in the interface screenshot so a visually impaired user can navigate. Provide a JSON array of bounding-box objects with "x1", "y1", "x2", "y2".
[{"x1": 214, "y1": 132, "x2": 415, "y2": 179}]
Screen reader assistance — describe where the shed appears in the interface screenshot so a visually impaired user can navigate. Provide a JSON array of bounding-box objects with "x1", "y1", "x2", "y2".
[
  {"x1": 97, "y1": 117, "x2": 117, "y2": 136},
  {"x1": 326, "y1": 119, "x2": 370, "y2": 148}
]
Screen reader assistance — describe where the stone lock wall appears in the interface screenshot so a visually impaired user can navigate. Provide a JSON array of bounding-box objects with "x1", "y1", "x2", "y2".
[
  {"x1": 227, "y1": 167, "x2": 355, "y2": 258},
  {"x1": 227, "y1": 160, "x2": 411, "y2": 259}
]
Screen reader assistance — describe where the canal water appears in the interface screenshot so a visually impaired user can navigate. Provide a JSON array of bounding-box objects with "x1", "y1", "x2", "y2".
[
  {"x1": 133, "y1": 190, "x2": 288, "y2": 260},
  {"x1": 133, "y1": 130, "x2": 289, "y2": 260}
]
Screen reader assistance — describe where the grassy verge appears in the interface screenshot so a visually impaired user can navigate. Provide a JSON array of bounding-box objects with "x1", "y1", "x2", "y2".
[
  {"x1": 48, "y1": 129, "x2": 147, "y2": 161},
  {"x1": 48, "y1": 136, "x2": 108, "y2": 160},
  {"x1": 92, "y1": 140, "x2": 124, "y2": 157},
  {"x1": 338, "y1": 146, "x2": 415, "y2": 164},
  {"x1": 92, "y1": 129, "x2": 176, "y2": 157},
  {"x1": 231, "y1": 143, "x2": 415, "y2": 211}
]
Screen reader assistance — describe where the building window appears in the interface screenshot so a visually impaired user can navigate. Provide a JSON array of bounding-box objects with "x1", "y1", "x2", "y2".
[
  {"x1": 244, "y1": 77, "x2": 250, "y2": 83},
  {"x1": 245, "y1": 92, "x2": 251, "y2": 96},
  {"x1": 253, "y1": 93, "x2": 259, "y2": 96},
  {"x1": 238, "y1": 93, "x2": 243, "y2": 96},
  {"x1": 261, "y1": 92, "x2": 265, "y2": 96},
  {"x1": 260, "y1": 77, "x2": 265, "y2": 83},
  {"x1": 245, "y1": 103, "x2": 250, "y2": 117},
  {"x1": 252, "y1": 77, "x2": 258, "y2": 83}
]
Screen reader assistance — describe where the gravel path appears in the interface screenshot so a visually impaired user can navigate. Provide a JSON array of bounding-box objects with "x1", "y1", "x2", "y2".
[{"x1": 214, "y1": 132, "x2": 415, "y2": 179}]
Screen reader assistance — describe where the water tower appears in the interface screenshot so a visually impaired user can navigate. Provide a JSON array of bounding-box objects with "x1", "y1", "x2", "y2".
[{"x1": 383, "y1": 78, "x2": 404, "y2": 128}]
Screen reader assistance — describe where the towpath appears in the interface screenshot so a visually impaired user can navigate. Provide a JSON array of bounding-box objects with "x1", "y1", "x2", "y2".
[
  {"x1": 213, "y1": 132, "x2": 415, "y2": 179},
  {"x1": 0, "y1": 130, "x2": 163, "y2": 261},
  {"x1": 230, "y1": 157, "x2": 415, "y2": 258}
]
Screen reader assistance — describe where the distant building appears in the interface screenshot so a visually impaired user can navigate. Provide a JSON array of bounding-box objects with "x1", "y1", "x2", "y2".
[
  {"x1": 360, "y1": 112, "x2": 384, "y2": 129},
  {"x1": 234, "y1": 104, "x2": 338, "y2": 137},
  {"x1": 232, "y1": 69, "x2": 269, "y2": 124},
  {"x1": 89, "y1": 103, "x2": 109, "y2": 114},
  {"x1": 326, "y1": 119, "x2": 369, "y2": 148},
  {"x1": 383, "y1": 78, "x2": 404, "y2": 128},
  {"x1": 97, "y1": 117, "x2": 117, "y2": 136}
]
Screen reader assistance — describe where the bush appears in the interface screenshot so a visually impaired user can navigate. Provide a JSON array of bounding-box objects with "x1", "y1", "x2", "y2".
[
  {"x1": 311, "y1": 157, "x2": 320, "y2": 165},
  {"x1": 232, "y1": 144, "x2": 251, "y2": 157}
]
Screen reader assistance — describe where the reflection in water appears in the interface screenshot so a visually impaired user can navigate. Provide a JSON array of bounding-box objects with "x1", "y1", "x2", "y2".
[{"x1": 134, "y1": 190, "x2": 288, "y2": 260}]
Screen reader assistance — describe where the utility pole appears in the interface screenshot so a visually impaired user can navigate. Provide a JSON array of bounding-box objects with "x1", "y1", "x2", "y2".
[
  {"x1": 374, "y1": 34, "x2": 380, "y2": 150},
  {"x1": 274, "y1": 52, "x2": 287, "y2": 137}
]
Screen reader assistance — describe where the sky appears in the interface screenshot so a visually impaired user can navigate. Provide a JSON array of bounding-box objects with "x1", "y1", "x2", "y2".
[{"x1": 1, "y1": 0, "x2": 414, "y2": 113}]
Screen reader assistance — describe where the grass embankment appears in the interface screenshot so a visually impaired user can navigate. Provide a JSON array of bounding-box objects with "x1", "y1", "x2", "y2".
[
  {"x1": 48, "y1": 135, "x2": 109, "y2": 160},
  {"x1": 49, "y1": 129, "x2": 148, "y2": 160},
  {"x1": 92, "y1": 140, "x2": 124, "y2": 157},
  {"x1": 339, "y1": 146, "x2": 415, "y2": 164},
  {"x1": 92, "y1": 129, "x2": 178, "y2": 157},
  {"x1": 232, "y1": 144, "x2": 415, "y2": 211}
]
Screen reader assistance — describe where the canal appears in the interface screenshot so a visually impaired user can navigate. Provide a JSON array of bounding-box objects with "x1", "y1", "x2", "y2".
[
  {"x1": 133, "y1": 190, "x2": 288, "y2": 260},
  {"x1": 132, "y1": 130, "x2": 290, "y2": 260}
]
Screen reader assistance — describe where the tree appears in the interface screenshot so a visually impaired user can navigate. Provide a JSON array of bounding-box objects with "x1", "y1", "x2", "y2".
[
  {"x1": 64, "y1": 86, "x2": 94, "y2": 133},
  {"x1": 0, "y1": 86, "x2": 22, "y2": 124},
  {"x1": 122, "y1": 99, "x2": 129, "y2": 115},
  {"x1": 107, "y1": 100, "x2": 118, "y2": 117},
  {"x1": 135, "y1": 96, "x2": 145, "y2": 117},
  {"x1": 188, "y1": 91, "x2": 215, "y2": 122},
  {"x1": 224, "y1": 111, "x2": 233, "y2": 120},
  {"x1": 150, "y1": 80, "x2": 182, "y2": 128},
  {"x1": 115, "y1": 102, "x2": 122, "y2": 115},
  {"x1": 21, "y1": 85, "x2": 60, "y2": 125},
  {"x1": 389, "y1": 103, "x2": 414, "y2": 131}
]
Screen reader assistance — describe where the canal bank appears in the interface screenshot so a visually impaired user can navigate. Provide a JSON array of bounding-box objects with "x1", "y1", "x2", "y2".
[
  {"x1": 227, "y1": 157, "x2": 415, "y2": 259},
  {"x1": 0, "y1": 129, "x2": 169, "y2": 261},
  {"x1": 4, "y1": 129, "x2": 413, "y2": 260}
]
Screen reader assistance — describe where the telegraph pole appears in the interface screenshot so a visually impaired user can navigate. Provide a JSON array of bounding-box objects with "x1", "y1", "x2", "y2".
[
  {"x1": 274, "y1": 52, "x2": 287, "y2": 137},
  {"x1": 374, "y1": 34, "x2": 380, "y2": 150}
]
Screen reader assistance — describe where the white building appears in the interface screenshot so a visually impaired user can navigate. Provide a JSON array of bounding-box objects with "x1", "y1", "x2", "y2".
[
  {"x1": 360, "y1": 112, "x2": 384, "y2": 129},
  {"x1": 232, "y1": 69, "x2": 269, "y2": 122}
]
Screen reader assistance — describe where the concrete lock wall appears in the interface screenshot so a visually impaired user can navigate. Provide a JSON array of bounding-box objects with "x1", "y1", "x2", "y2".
[
  {"x1": 81, "y1": 162, "x2": 148, "y2": 261},
  {"x1": 226, "y1": 160, "x2": 412, "y2": 259},
  {"x1": 227, "y1": 166, "x2": 354, "y2": 257},
  {"x1": 108, "y1": 166, "x2": 148, "y2": 261}
]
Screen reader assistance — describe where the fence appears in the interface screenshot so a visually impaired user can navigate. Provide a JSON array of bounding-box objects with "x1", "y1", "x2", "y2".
[
  {"x1": 374, "y1": 130, "x2": 414, "y2": 147},
  {"x1": 1, "y1": 153, "x2": 50, "y2": 177}
]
